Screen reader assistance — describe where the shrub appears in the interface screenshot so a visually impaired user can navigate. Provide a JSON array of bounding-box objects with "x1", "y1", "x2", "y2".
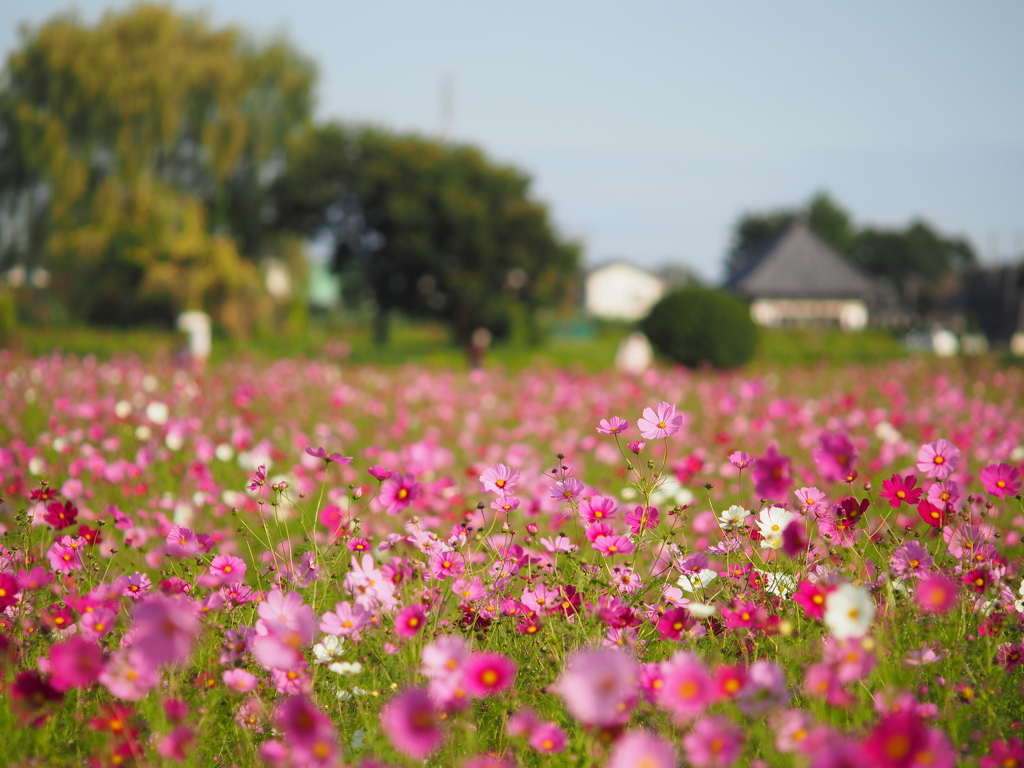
[{"x1": 640, "y1": 287, "x2": 757, "y2": 368}]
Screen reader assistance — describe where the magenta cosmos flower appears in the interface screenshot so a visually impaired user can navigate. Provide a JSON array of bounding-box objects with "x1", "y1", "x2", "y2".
[
  {"x1": 379, "y1": 472, "x2": 420, "y2": 515},
  {"x1": 980, "y1": 463, "x2": 1022, "y2": 499},
  {"x1": 305, "y1": 446, "x2": 353, "y2": 465},
  {"x1": 879, "y1": 474, "x2": 923, "y2": 508},
  {"x1": 637, "y1": 401, "x2": 684, "y2": 440},
  {"x1": 915, "y1": 573, "x2": 959, "y2": 614},
  {"x1": 683, "y1": 716, "x2": 744, "y2": 767},
  {"x1": 464, "y1": 652, "x2": 516, "y2": 697},
  {"x1": 916, "y1": 439, "x2": 960, "y2": 480},
  {"x1": 382, "y1": 687, "x2": 444, "y2": 759},
  {"x1": 597, "y1": 416, "x2": 629, "y2": 435}
]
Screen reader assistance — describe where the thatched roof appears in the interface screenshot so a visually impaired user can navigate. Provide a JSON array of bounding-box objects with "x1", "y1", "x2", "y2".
[{"x1": 727, "y1": 221, "x2": 882, "y2": 301}]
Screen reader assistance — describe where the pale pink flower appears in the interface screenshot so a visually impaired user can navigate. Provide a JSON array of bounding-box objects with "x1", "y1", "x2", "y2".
[
  {"x1": 319, "y1": 600, "x2": 371, "y2": 640},
  {"x1": 550, "y1": 647, "x2": 639, "y2": 726},
  {"x1": 637, "y1": 401, "x2": 684, "y2": 440},
  {"x1": 916, "y1": 439, "x2": 960, "y2": 480},
  {"x1": 479, "y1": 464, "x2": 520, "y2": 495},
  {"x1": 223, "y1": 668, "x2": 259, "y2": 693}
]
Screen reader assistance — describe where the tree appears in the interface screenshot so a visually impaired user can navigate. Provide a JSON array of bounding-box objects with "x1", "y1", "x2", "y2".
[
  {"x1": 0, "y1": 4, "x2": 315, "y2": 333},
  {"x1": 850, "y1": 221, "x2": 975, "y2": 314},
  {"x1": 273, "y1": 124, "x2": 580, "y2": 345}
]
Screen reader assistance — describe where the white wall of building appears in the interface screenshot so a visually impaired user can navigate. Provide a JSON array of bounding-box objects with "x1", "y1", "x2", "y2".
[{"x1": 585, "y1": 263, "x2": 666, "y2": 321}]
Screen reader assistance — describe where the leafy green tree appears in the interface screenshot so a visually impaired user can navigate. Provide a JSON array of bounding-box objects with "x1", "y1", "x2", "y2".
[
  {"x1": 0, "y1": 4, "x2": 315, "y2": 334},
  {"x1": 274, "y1": 124, "x2": 580, "y2": 345},
  {"x1": 851, "y1": 221, "x2": 975, "y2": 314}
]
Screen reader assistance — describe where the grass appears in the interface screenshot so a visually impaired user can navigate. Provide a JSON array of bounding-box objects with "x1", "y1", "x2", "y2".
[{"x1": 2, "y1": 319, "x2": 935, "y2": 372}]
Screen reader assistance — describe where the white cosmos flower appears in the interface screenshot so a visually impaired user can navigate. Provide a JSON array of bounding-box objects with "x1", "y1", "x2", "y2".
[
  {"x1": 687, "y1": 602, "x2": 717, "y2": 619},
  {"x1": 677, "y1": 569, "x2": 718, "y2": 593},
  {"x1": 313, "y1": 635, "x2": 344, "y2": 664},
  {"x1": 328, "y1": 661, "x2": 363, "y2": 675},
  {"x1": 756, "y1": 569, "x2": 796, "y2": 598},
  {"x1": 756, "y1": 506, "x2": 795, "y2": 538},
  {"x1": 718, "y1": 505, "x2": 751, "y2": 531},
  {"x1": 823, "y1": 583, "x2": 875, "y2": 638}
]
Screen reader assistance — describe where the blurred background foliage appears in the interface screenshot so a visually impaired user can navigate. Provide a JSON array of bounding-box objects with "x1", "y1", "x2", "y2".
[{"x1": 0, "y1": 4, "x2": 579, "y2": 348}]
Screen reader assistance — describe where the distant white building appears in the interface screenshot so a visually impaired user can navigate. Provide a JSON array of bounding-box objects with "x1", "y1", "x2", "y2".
[{"x1": 585, "y1": 261, "x2": 667, "y2": 321}]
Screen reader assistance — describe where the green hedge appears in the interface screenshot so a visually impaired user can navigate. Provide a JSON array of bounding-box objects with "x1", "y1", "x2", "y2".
[{"x1": 641, "y1": 287, "x2": 757, "y2": 368}]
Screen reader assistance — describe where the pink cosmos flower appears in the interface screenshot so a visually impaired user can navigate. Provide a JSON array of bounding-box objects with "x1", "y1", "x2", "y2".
[
  {"x1": 157, "y1": 727, "x2": 194, "y2": 761},
  {"x1": 464, "y1": 652, "x2": 516, "y2": 697},
  {"x1": 597, "y1": 416, "x2": 629, "y2": 435},
  {"x1": 207, "y1": 555, "x2": 246, "y2": 586},
  {"x1": 381, "y1": 688, "x2": 444, "y2": 759},
  {"x1": 625, "y1": 504, "x2": 659, "y2": 534},
  {"x1": 916, "y1": 439, "x2": 960, "y2": 480},
  {"x1": 132, "y1": 595, "x2": 199, "y2": 666},
  {"x1": 551, "y1": 647, "x2": 639, "y2": 726},
  {"x1": 429, "y1": 550, "x2": 466, "y2": 581},
  {"x1": 99, "y1": 649, "x2": 160, "y2": 701},
  {"x1": 661, "y1": 652, "x2": 714, "y2": 721},
  {"x1": 627, "y1": 440, "x2": 646, "y2": 454},
  {"x1": 223, "y1": 668, "x2": 259, "y2": 693},
  {"x1": 394, "y1": 604, "x2": 427, "y2": 638},
  {"x1": 165, "y1": 526, "x2": 201, "y2": 558},
  {"x1": 637, "y1": 401, "x2": 684, "y2": 440},
  {"x1": 981, "y1": 739, "x2": 1024, "y2": 768},
  {"x1": 683, "y1": 716, "x2": 744, "y2": 767},
  {"x1": 79, "y1": 608, "x2": 116, "y2": 640},
  {"x1": 46, "y1": 536, "x2": 85, "y2": 574},
  {"x1": 812, "y1": 431, "x2": 857, "y2": 483},
  {"x1": 752, "y1": 443, "x2": 792, "y2": 502},
  {"x1": 275, "y1": 695, "x2": 338, "y2": 765},
  {"x1": 479, "y1": 464, "x2": 520, "y2": 495},
  {"x1": 592, "y1": 534, "x2": 634, "y2": 557},
  {"x1": 49, "y1": 636, "x2": 104, "y2": 691},
  {"x1": 738, "y1": 661, "x2": 789, "y2": 715},
  {"x1": 580, "y1": 496, "x2": 617, "y2": 523},
  {"x1": 550, "y1": 477, "x2": 585, "y2": 502},
  {"x1": 379, "y1": 473, "x2": 420, "y2": 515},
  {"x1": 915, "y1": 574, "x2": 959, "y2": 614},
  {"x1": 890, "y1": 541, "x2": 933, "y2": 579},
  {"x1": 879, "y1": 474, "x2": 923, "y2": 508},
  {"x1": 608, "y1": 731, "x2": 676, "y2": 768},
  {"x1": 728, "y1": 451, "x2": 754, "y2": 469},
  {"x1": 926, "y1": 480, "x2": 960, "y2": 509},
  {"x1": 528, "y1": 722, "x2": 566, "y2": 753},
  {"x1": 368, "y1": 464, "x2": 396, "y2": 481},
  {"x1": 304, "y1": 446, "x2": 353, "y2": 465},
  {"x1": 862, "y1": 711, "x2": 928, "y2": 768},
  {"x1": 980, "y1": 463, "x2": 1021, "y2": 499}
]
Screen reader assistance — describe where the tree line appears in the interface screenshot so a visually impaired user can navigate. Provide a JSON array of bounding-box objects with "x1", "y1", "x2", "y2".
[{"x1": 0, "y1": 5, "x2": 579, "y2": 343}]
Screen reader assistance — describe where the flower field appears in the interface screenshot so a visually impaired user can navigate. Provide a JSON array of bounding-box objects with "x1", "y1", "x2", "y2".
[{"x1": 1, "y1": 350, "x2": 1023, "y2": 767}]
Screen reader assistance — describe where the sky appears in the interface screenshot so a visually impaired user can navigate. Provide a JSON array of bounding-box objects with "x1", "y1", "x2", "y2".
[{"x1": 2, "y1": 1, "x2": 1022, "y2": 281}]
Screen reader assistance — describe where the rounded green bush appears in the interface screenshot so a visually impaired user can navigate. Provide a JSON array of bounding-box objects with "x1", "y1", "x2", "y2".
[{"x1": 640, "y1": 287, "x2": 757, "y2": 368}]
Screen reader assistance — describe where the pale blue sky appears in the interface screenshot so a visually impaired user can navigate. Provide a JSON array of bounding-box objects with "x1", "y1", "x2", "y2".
[{"x1": 3, "y1": 1, "x2": 1022, "y2": 280}]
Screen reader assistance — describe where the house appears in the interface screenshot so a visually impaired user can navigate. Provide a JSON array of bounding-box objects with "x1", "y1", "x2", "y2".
[
  {"x1": 726, "y1": 220, "x2": 884, "y2": 330},
  {"x1": 585, "y1": 261, "x2": 667, "y2": 321}
]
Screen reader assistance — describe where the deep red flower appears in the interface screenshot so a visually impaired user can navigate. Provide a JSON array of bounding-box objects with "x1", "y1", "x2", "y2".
[{"x1": 43, "y1": 500, "x2": 78, "y2": 529}]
